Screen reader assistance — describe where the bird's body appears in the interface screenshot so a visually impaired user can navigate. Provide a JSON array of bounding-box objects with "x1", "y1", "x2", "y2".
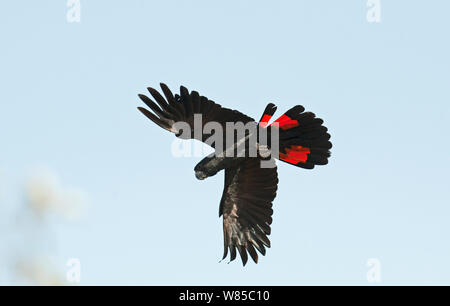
[{"x1": 138, "y1": 83, "x2": 332, "y2": 265}]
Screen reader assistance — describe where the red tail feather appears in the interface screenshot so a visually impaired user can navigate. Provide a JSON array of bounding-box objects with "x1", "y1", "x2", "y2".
[
  {"x1": 260, "y1": 104, "x2": 331, "y2": 169},
  {"x1": 259, "y1": 114, "x2": 272, "y2": 128},
  {"x1": 271, "y1": 114, "x2": 300, "y2": 130},
  {"x1": 279, "y1": 145, "x2": 310, "y2": 164}
]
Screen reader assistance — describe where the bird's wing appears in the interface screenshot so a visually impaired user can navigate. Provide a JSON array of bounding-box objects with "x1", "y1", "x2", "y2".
[
  {"x1": 138, "y1": 83, "x2": 255, "y2": 147},
  {"x1": 220, "y1": 158, "x2": 278, "y2": 265}
]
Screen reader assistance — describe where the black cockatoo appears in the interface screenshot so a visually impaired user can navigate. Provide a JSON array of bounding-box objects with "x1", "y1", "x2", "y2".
[{"x1": 138, "y1": 83, "x2": 332, "y2": 265}]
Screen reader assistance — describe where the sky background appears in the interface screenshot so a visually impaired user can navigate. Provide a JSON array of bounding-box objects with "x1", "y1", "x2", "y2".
[{"x1": 0, "y1": 0, "x2": 449, "y2": 285}]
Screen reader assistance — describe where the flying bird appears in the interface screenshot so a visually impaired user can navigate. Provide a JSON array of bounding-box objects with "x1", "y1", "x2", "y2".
[{"x1": 137, "y1": 83, "x2": 332, "y2": 265}]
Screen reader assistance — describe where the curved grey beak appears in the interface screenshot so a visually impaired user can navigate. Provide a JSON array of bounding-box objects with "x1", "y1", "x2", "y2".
[{"x1": 195, "y1": 171, "x2": 207, "y2": 180}]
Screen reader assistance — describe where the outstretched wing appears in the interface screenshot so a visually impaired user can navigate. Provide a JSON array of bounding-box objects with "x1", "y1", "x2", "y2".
[
  {"x1": 138, "y1": 83, "x2": 254, "y2": 146},
  {"x1": 220, "y1": 158, "x2": 278, "y2": 265}
]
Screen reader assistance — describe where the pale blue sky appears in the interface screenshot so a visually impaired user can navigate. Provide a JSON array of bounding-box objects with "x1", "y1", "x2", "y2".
[{"x1": 1, "y1": 1, "x2": 449, "y2": 285}]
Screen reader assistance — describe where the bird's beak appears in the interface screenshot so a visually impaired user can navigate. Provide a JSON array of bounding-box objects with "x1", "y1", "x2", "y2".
[{"x1": 195, "y1": 171, "x2": 207, "y2": 180}]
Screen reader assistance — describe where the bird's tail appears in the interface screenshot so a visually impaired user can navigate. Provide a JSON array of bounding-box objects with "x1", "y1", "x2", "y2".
[{"x1": 259, "y1": 104, "x2": 332, "y2": 169}]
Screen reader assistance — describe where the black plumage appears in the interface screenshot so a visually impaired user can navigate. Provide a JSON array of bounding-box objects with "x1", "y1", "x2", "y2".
[{"x1": 138, "y1": 83, "x2": 332, "y2": 265}]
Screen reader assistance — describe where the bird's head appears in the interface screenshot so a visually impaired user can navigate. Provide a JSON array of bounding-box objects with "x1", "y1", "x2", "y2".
[{"x1": 194, "y1": 153, "x2": 221, "y2": 180}]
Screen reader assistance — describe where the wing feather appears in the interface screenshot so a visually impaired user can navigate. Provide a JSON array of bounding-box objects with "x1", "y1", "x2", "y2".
[
  {"x1": 220, "y1": 158, "x2": 278, "y2": 265},
  {"x1": 138, "y1": 83, "x2": 254, "y2": 146}
]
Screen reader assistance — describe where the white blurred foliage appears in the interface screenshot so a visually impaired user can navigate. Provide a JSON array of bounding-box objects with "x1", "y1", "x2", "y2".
[
  {"x1": 15, "y1": 257, "x2": 66, "y2": 286},
  {"x1": 25, "y1": 168, "x2": 87, "y2": 220},
  {"x1": 0, "y1": 166, "x2": 89, "y2": 285}
]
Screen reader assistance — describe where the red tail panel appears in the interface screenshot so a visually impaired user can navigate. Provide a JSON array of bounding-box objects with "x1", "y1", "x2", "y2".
[
  {"x1": 259, "y1": 114, "x2": 272, "y2": 128},
  {"x1": 259, "y1": 104, "x2": 331, "y2": 169},
  {"x1": 279, "y1": 145, "x2": 310, "y2": 164},
  {"x1": 271, "y1": 114, "x2": 299, "y2": 130}
]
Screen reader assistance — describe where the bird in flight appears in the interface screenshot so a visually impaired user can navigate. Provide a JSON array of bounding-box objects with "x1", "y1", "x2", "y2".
[{"x1": 138, "y1": 83, "x2": 332, "y2": 265}]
